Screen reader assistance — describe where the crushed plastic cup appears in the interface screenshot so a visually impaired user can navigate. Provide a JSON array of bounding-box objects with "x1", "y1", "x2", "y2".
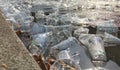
[
  {"x1": 56, "y1": 49, "x2": 82, "y2": 70},
  {"x1": 84, "y1": 67, "x2": 109, "y2": 70},
  {"x1": 92, "y1": 61, "x2": 106, "y2": 67},
  {"x1": 74, "y1": 27, "x2": 89, "y2": 37},
  {"x1": 28, "y1": 44, "x2": 42, "y2": 55},
  {"x1": 50, "y1": 37, "x2": 80, "y2": 54},
  {"x1": 58, "y1": 50, "x2": 71, "y2": 60},
  {"x1": 79, "y1": 34, "x2": 107, "y2": 63},
  {"x1": 31, "y1": 30, "x2": 71, "y2": 58},
  {"x1": 105, "y1": 60, "x2": 120, "y2": 70},
  {"x1": 85, "y1": 60, "x2": 120, "y2": 70},
  {"x1": 104, "y1": 32, "x2": 120, "y2": 44},
  {"x1": 57, "y1": 0, "x2": 82, "y2": 10},
  {"x1": 31, "y1": 30, "x2": 72, "y2": 48},
  {"x1": 51, "y1": 37, "x2": 95, "y2": 69},
  {"x1": 30, "y1": 24, "x2": 72, "y2": 35},
  {"x1": 30, "y1": 4, "x2": 56, "y2": 15},
  {"x1": 30, "y1": 23, "x2": 46, "y2": 35},
  {"x1": 44, "y1": 30, "x2": 72, "y2": 58},
  {"x1": 50, "y1": 60, "x2": 80, "y2": 70},
  {"x1": 32, "y1": 32, "x2": 52, "y2": 49}
]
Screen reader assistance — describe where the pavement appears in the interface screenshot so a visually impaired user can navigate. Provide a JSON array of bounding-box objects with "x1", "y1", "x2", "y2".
[{"x1": 0, "y1": 11, "x2": 41, "y2": 70}]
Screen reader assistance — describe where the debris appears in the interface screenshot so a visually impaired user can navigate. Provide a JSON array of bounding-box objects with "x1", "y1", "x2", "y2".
[
  {"x1": 104, "y1": 32, "x2": 120, "y2": 44},
  {"x1": 79, "y1": 34, "x2": 107, "y2": 62},
  {"x1": 0, "y1": 0, "x2": 120, "y2": 70}
]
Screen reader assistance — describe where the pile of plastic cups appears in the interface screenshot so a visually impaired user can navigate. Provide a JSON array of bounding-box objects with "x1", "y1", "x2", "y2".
[{"x1": 0, "y1": 0, "x2": 120, "y2": 70}]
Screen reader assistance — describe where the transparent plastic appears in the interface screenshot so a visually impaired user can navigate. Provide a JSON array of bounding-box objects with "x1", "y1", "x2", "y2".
[
  {"x1": 104, "y1": 32, "x2": 120, "y2": 44},
  {"x1": 74, "y1": 27, "x2": 89, "y2": 37},
  {"x1": 31, "y1": 30, "x2": 71, "y2": 58},
  {"x1": 50, "y1": 60, "x2": 80, "y2": 70},
  {"x1": 51, "y1": 37, "x2": 94, "y2": 69},
  {"x1": 30, "y1": 24, "x2": 72, "y2": 35},
  {"x1": 79, "y1": 34, "x2": 107, "y2": 62}
]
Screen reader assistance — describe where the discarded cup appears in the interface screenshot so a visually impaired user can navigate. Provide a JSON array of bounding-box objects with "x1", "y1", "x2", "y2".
[
  {"x1": 79, "y1": 34, "x2": 107, "y2": 62},
  {"x1": 51, "y1": 37, "x2": 95, "y2": 69},
  {"x1": 30, "y1": 24, "x2": 72, "y2": 35}
]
